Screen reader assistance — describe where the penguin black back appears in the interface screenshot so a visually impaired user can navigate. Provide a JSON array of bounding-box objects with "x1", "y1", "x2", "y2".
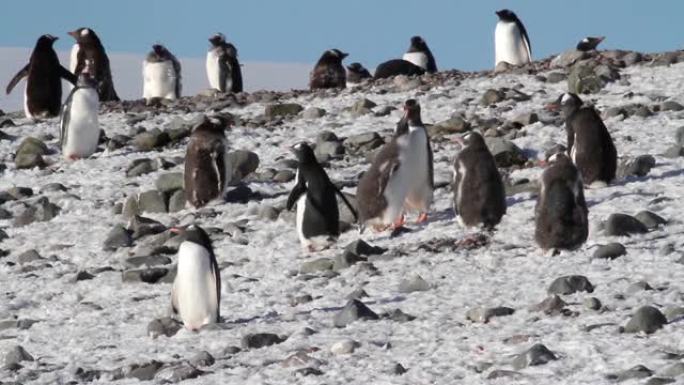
[
  {"x1": 310, "y1": 49, "x2": 348, "y2": 90},
  {"x1": 496, "y1": 9, "x2": 532, "y2": 56},
  {"x1": 374, "y1": 59, "x2": 425, "y2": 80},
  {"x1": 407, "y1": 36, "x2": 438, "y2": 73},
  {"x1": 68, "y1": 28, "x2": 119, "y2": 101},
  {"x1": 346, "y1": 62, "x2": 372, "y2": 84}
]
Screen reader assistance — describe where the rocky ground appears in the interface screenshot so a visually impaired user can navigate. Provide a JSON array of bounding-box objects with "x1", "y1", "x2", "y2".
[{"x1": 1, "y1": 48, "x2": 684, "y2": 384}]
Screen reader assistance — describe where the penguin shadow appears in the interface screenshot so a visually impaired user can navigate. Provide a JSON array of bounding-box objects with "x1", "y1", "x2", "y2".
[
  {"x1": 585, "y1": 190, "x2": 660, "y2": 208},
  {"x1": 505, "y1": 194, "x2": 537, "y2": 207},
  {"x1": 611, "y1": 168, "x2": 684, "y2": 188}
]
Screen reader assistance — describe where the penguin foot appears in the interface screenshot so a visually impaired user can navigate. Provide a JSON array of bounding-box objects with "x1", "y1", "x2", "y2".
[
  {"x1": 417, "y1": 212, "x2": 429, "y2": 224},
  {"x1": 393, "y1": 215, "x2": 406, "y2": 229}
]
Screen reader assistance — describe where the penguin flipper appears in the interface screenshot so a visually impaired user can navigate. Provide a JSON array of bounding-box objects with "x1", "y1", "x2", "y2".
[
  {"x1": 6, "y1": 64, "x2": 29, "y2": 95},
  {"x1": 59, "y1": 66, "x2": 77, "y2": 85},
  {"x1": 286, "y1": 180, "x2": 307, "y2": 211},
  {"x1": 333, "y1": 186, "x2": 359, "y2": 223},
  {"x1": 218, "y1": 54, "x2": 229, "y2": 93},
  {"x1": 227, "y1": 55, "x2": 243, "y2": 93},
  {"x1": 171, "y1": 280, "x2": 179, "y2": 315},
  {"x1": 209, "y1": 251, "x2": 221, "y2": 321}
]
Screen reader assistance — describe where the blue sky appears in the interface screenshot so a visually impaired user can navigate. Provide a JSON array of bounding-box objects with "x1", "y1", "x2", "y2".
[{"x1": 1, "y1": 1, "x2": 682, "y2": 71}]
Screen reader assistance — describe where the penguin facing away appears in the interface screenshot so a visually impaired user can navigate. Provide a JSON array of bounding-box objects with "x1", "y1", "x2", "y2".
[
  {"x1": 184, "y1": 116, "x2": 230, "y2": 208},
  {"x1": 535, "y1": 152, "x2": 588, "y2": 253},
  {"x1": 6, "y1": 34, "x2": 77, "y2": 120},
  {"x1": 143, "y1": 44, "x2": 182, "y2": 101},
  {"x1": 346, "y1": 62, "x2": 372, "y2": 86},
  {"x1": 170, "y1": 225, "x2": 221, "y2": 331},
  {"x1": 494, "y1": 9, "x2": 532, "y2": 66},
  {"x1": 206, "y1": 33, "x2": 243, "y2": 93},
  {"x1": 547, "y1": 92, "x2": 617, "y2": 185},
  {"x1": 286, "y1": 142, "x2": 358, "y2": 251},
  {"x1": 309, "y1": 49, "x2": 348, "y2": 90},
  {"x1": 373, "y1": 59, "x2": 425, "y2": 80},
  {"x1": 60, "y1": 67, "x2": 100, "y2": 160},
  {"x1": 400, "y1": 99, "x2": 433, "y2": 224},
  {"x1": 452, "y1": 131, "x2": 506, "y2": 229},
  {"x1": 402, "y1": 36, "x2": 437, "y2": 73},
  {"x1": 67, "y1": 27, "x2": 119, "y2": 101},
  {"x1": 576, "y1": 36, "x2": 605, "y2": 52}
]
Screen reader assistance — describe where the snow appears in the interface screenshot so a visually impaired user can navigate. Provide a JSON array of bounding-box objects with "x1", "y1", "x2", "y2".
[{"x1": 2, "y1": 61, "x2": 684, "y2": 384}]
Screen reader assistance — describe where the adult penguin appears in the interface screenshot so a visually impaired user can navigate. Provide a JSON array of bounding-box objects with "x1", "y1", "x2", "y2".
[
  {"x1": 494, "y1": 9, "x2": 532, "y2": 66},
  {"x1": 206, "y1": 33, "x2": 243, "y2": 93},
  {"x1": 60, "y1": 66, "x2": 100, "y2": 160},
  {"x1": 286, "y1": 142, "x2": 358, "y2": 251},
  {"x1": 184, "y1": 116, "x2": 229, "y2": 208},
  {"x1": 309, "y1": 49, "x2": 348, "y2": 90},
  {"x1": 402, "y1": 36, "x2": 437, "y2": 73},
  {"x1": 67, "y1": 27, "x2": 119, "y2": 101},
  {"x1": 6, "y1": 34, "x2": 77, "y2": 120},
  {"x1": 143, "y1": 44, "x2": 182, "y2": 101},
  {"x1": 373, "y1": 59, "x2": 425, "y2": 80}
]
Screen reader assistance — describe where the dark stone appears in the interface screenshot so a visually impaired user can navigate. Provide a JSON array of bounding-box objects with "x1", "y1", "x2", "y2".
[
  {"x1": 512, "y1": 344, "x2": 557, "y2": 370},
  {"x1": 593, "y1": 243, "x2": 627, "y2": 260},
  {"x1": 548, "y1": 275, "x2": 594, "y2": 295},
  {"x1": 14, "y1": 197, "x2": 61, "y2": 227},
  {"x1": 147, "y1": 317, "x2": 182, "y2": 338},
  {"x1": 227, "y1": 150, "x2": 259, "y2": 184},
  {"x1": 485, "y1": 138, "x2": 528, "y2": 167},
  {"x1": 344, "y1": 239, "x2": 386, "y2": 256},
  {"x1": 155, "y1": 172, "x2": 184, "y2": 193},
  {"x1": 607, "y1": 365, "x2": 653, "y2": 382},
  {"x1": 623, "y1": 306, "x2": 667, "y2": 334},
  {"x1": 126, "y1": 361, "x2": 164, "y2": 381},
  {"x1": 333, "y1": 299, "x2": 379, "y2": 328},
  {"x1": 73, "y1": 270, "x2": 95, "y2": 281},
  {"x1": 241, "y1": 333, "x2": 286, "y2": 349},
  {"x1": 138, "y1": 190, "x2": 167, "y2": 213},
  {"x1": 103, "y1": 224, "x2": 133, "y2": 250},
  {"x1": 530, "y1": 295, "x2": 567, "y2": 315},
  {"x1": 333, "y1": 250, "x2": 366, "y2": 271},
  {"x1": 189, "y1": 351, "x2": 215, "y2": 367},
  {"x1": 392, "y1": 363, "x2": 408, "y2": 375},
  {"x1": 635, "y1": 211, "x2": 667, "y2": 230},
  {"x1": 129, "y1": 215, "x2": 166, "y2": 239},
  {"x1": 122, "y1": 268, "x2": 170, "y2": 284},
  {"x1": 605, "y1": 213, "x2": 649, "y2": 236},
  {"x1": 264, "y1": 103, "x2": 304, "y2": 119},
  {"x1": 126, "y1": 158, "x2": 157, "y2": 177}
]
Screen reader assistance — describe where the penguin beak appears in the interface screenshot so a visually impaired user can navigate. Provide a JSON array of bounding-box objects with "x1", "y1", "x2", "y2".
[
  {"x1": 545, "y1": 102, "x2": 560, "y2": 112},
  {"x1": 341, "y1": 52, "x2": 349, "y2": 59},
  {"x1": 170, "y1": 226, "x2": 185, "y2": 235},
  {"x1": 68, "y1": 30, "x2": 79, "y2": 39}
]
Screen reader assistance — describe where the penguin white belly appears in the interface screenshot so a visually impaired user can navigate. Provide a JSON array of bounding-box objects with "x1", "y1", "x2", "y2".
[
  {"x1": 570, "y1": 134, "x2": 578, "y2": 164},
  {"x1": 206, "y1": 51, "x2": 221, "y2": 91},
  {"x1": 296, "y1": 194, "x2": 310, "y2": 247},
  {"x1": 143, "y1": 61, "x2": 178, "y2": 100},
  {"x1": 495, "y1": 22, "x2": 530, "y2": 66},
  {"x1": 456, "y1": 160, "x2": 468, "y2": 211},
  {"x1": 403, "y1": 126, "x2": 433, "y2": 212},
  {"x1": 381, "y1": 138, "x2": 412, "y2": 224},
  {"x1": 68, "y1": 44, "x2": 80, "y2": 92},
  {"x1": 62, "y1": 88, "x2": 100, "y2": 159},
  {"x1": 402, "y1": 52, "x2": 429, "y2": 70},
  {"x1": 174, "y1": 242, "x2": 218, "y2": 330},
  {"x1": 23, "y1": 86, "x2": 33, "y2": 120}
]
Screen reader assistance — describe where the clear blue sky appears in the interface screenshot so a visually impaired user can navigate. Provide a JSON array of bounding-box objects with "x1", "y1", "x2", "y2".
[{"x1": 1, "y1": 1, "x2": 682, "y2": 71}]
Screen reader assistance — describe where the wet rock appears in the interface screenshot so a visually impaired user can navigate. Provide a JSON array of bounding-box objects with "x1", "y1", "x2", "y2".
[
  {"x1": 155, "y1": 172, "x2": 184, "y2": 193},
  {"x1": 398, "y1": 274, "x2": 431, "y2": 293},
  {"x1": 226, "y1": 150, "x2": 259, "y2": 184},
  {"x1": 302, "y1": 107, "x2": 326, "y2": 119},
  {"x1": 103, "y1": 224, "x2": 133, "y2": 250},
  {"x1": 300, "y1": 258, "x2": 334, "y2": 274},
  {"x1": 4, "y1": 345, "x2": 34, "y2": 366},
  {"x1": 265, "y1": 103, "x2": 303, "y2": 119},
  {"x1": 330, "y1": 339, "x2": 359, "y2": 355},
  {"x1": 622, "y1": 306, "x2": 667, "y2": 334},
  {"x1": 241, "y1": 333, "x2": 286, "y2": 349},
  {"x1": 466, "y1": 306, "x2": 515, "y2": 323},
  {"x1": 512, "y1": 344, "x2": 557, "y2": 370},
  {"x1": 17, "y1": 249, "x2": 42, "y2": 264},
  {"x1": 126, "y1": 158, "x2": 157, "y2": 177},
  {"x1": 333, "y1": 299, "x2": 379, "y2": 327},
  {"x1": 635, "y1": 210, "x2": 667, "y2": 230},
  {"x1": 530, "y1": 295, "x2": 567, "y2": 315},
  {"x1": 592, "y1": 243, "x2": 627, "y2": 260},
  {"x1": 15, "y1": 137, "x2": 47, "y2": 169},
  {"x1": 485, "y1": 138, "x2": 527, "y2": 167},
  {"x1": 548, "y1": 275, "x2": 594, "y2": 295},
  {"x1": 607, "y1": 365, "x2": 653, "y2": 382},
  {"x1": 138, "y1": 190, "x2": 167, "y2": 213},
  {"x1": 126, "y1": 361, "x2": 164, "y2": 381},
  {"x1": 605, "y1": 213, "x2": 649, "y2": 236},
  {"x1": 14, "y1": 197, "x2": 61, "y2": 227}
]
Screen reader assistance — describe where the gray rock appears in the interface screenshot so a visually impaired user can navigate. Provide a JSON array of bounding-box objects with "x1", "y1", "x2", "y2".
[
  {"x1": 122, "y1": 195, "x2": 140, "y2": 219},
  {"x1": 107, "y1": 134, "x2": 131, "y2": 151},
  {"x1": 333, "y1": 299, "x2": 379, "y2": 328},
  {"x1": 314, "y1": 140, "x2": 345, "y2": 162},
  {"x1": 392, "y1": 363, "x2": 408, "y2": 375},
  {"x1": 607, "y1": 365, "x2": 653, "y2": 382},
  {"x1": 593, "y1": 243, "x2": 627, "y2": 260},
  {"x1": 103, "y1": 225, "x2": 133, "y2": 250},
  {"x1": 584, "y1": 297, "x2": 602, "y2": 311},
  {"x1": 350, "y1": 98, "x2": 377, "y2": 116},
  {"x1": 548, "y1": 275, "x2": 594, "y2": 295},
  {"x1": 168, "y1": 190, "x2": 186, "y2": 213},
  {"x1": 512, "y1": 112, "x2": 539, "y2": 126},
  {"x1": 264, "y1": 103, "x2": 303, "y2": 119},
  {"x1": 485, "y1": 138, "x2": 528, "y2": 167},
  {"x1": 128, "y1": 215, "x2": 166, "y2": 239},
  {"x1": 546, "y1": 72, "x2": 567, "y2": 83},
  {"x1": 138, "y1": 190, "x2": 167, "y2": 213},
  {"x1": 568, "y1": 63, "x2": 604, "y2": 94},
  {"x1": 300, "y1": 258, "x2": 334, "y2": 274},
  {"x1": 273, "y1": 170, "x2": 295, "y2": 183},
  {"x1": 0, "y1": 208, "x2": 12, "y2": 219},
  {"x1": 155, "y1": 172, "x2": 184, "y2": 193},
  {"x1": 125, "y1": 255, "x2": 172, "y2": 268},
  {"x1": 345, "y1": 239, "x2": 385, "y2": 256},
  {"x1": 126, "y1": 361, "x2": 164, "y2": 381},
  {"x1": 623, "y1": 306, "x2": 667, "y2": 334},
  {"x1": 551, "y1": 49, "x2": 588, "y2": 67},
  {"x1": 664, "y1": 307, "x2": 684, "y2": 323},
  {"x1": 227, "y1": 150, "x2": 259, "y2": 184},
  {"x1": 675, "y1": 126, "x2": 684, "y2": 146},
  {"x1": 154, "y1": 363, "x2": 204, "y2": 382},
  {"x1": 14, "y1": 197, "x2": 61, "y2": 227},
  {"x1": 661, "y1": 362, "x2": 684, "y2": 378},
  {"x1": 4, "y1": 345, "x2": 34, "y2": 366},
  {"x1": 635, "y1": 211, "x2": 667, "y2": 229},
  {"x1": 627, "y1": 281, "x2": 653, "y2": 294},
  {"x1": 241, "y1": 333, "x2": 286, "y2": 349},
  {"x1": 646, "y1": 378, "x2": 676, "y2": 385},
  {"x1": 466, "y1": 306, "x2": 515, "y2": 323},
  {"x1": 661, "y1": 100, "x2": 684, "y2": 112},
  {"x1": 126, "y1": 158, "x2": 157, "y2": 177},
  {"x1": 337, "y1": 193, "x2": 359, "y2": 224},
  {"x1": 333, "y1": 250, "x2": 366, "y2": 271},
  {"x1": 14, "y1": 137, "x2": 47, "y2": 169},
  {"x1": 133, "y1": 129, "x2": 169, "y2": 151},
  {"x1": 258, "y1": 204, "x2": 279, "y2": 221},
  {"x1": 17, "y1": 249, "x2": 42, "y2": 264},
  {"x1": 189, "y1": 351, "x2": 215, "y2": 367},
  {"x1": 487, "y1": 370, "x2": 523, "y2": 380},
  {"x1": 344, "y1": 132, "x2": 384, "y2": 155},
  {"x1": 398, "y1": 274, "x2": 431, "y2": 293},
  {"x1": 428, "y1": 116, "x2": 471, "y2": 136},
  {"x1": 605, "y1": 213, "x2": 649, "y2": 236},
  {"x1": 512, "y1": 344, "x2": 557, "y2": 370},
  {"x1": 618, "y1": 155, "x2": 655, "y2": 177},
  {"x1": 663, "y1": 145, "x2": 684, "y2": 158},
  {"x1": 73, "y1": 270, "x2": 95, "y2": 282},
  {"x1": 530, "y1": 295, "x2": 567, "y2": 315},
  {"x1": 122, "y1": 267, "x2": 170, "y2": 284},
  {"x1": 383, "y1": 308, "x2": 416, "y2": 323},
  {"x1": 40, "y1": 183, "x2": 67, "y2": 194},
  {"x1": 302, "y1": 107, "x2": 326, "y2": 119},
  {"x1": 481, "y1": 89, "x2": 505, "y2": 106}
]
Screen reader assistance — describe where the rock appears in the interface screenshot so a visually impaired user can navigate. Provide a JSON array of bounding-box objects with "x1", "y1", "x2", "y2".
[
  {"x1": 73, "y1": 270, "x2": 95, "y2": 282},
  {"x1": 466, "y1": 306, "x2": 515, "y2": 323},
  {"x1": 154, "y1": 363, "x2": 203, "y2": 382},
  {"x1": 241, "y1": 333, "x2": 286, "y2": 349},
  {"x1": 607, "y1": 365, "x2": 653, "y2": 382},
  {"x1": 168, "y1": 190, "x2": 186, "y2": 213},
  {"x1": 664, "y1": 307, "x2": 684, "y2": 323},
  {"x1": 14, "y1": 137, "x2": 47, "y2": 169},
  {"x1": 481, "y1": 89, "x2": 505, "y2": 106},
  {"x1": 4, "y1": 345, "x2": 34, "y2": 366},
  {"x1": 128, "y1": 215, "x2": 166, "y2": 239},
  {"x1": 103, "y1": 224, "x2": 133, "y2": 250},
  {"x1": 258, "y1": 204, "x2": 279, "y2": 221},
  {"x1": 126, "y1": 361, "x2": 164, "y2": 381},
  {"x1": 661, "y1": 362, "x2": 684, "y2": 378},
  {"x1": 122, "y1": 268, "x2": 170, "y2": 284},
  {"x1": 147, "y1": 317, "x2": 182, "y2": 338},
  {"x1": 618, "y1": 155, "x2": 655, "y2": 178},
  {"x1": 584, "y1": 297, "x2": 602, "y2": 311},
  {"x1": 300, "y1": 258, "x2": 334, "y2": 274},
  {"x1": 487, "y1": 370, "x2": 523, "y2": 380},
  {"x1": 592, "y1": 243, "x2": 627, "y2": 260},
  {"x1": 125, "y1": 255, "x2": 172, "y2": 268},
  {"x1": 133, "y1": 129, "x2": 169, "y2": 151},
  {"x1": 345, "y1": 239, "x2": 386, "y2": 256},
  {"x1": 512, "y1": 344, "x2": 557, "y2": 370},
  {"x1": 107, "y1": 134, "x2": 131, "y2": 150},
  {"x1": 605, "y1": 213, "x2": 649, "y2": 236},
  {"x1": 17, "y1": 249, "x2": 42, "y2": 264},
  {"x1": 398, "y1": 274, "x2": 431, "y2": 293},
  {"x1": 485, "y1": 138, "x2": 527, "y2": 167},
  {"x1": 333, "y1": 250, "x2": 366, "y2": 271},
  {"x1": 314, "y1": 140, "x2": 345, "y2": 162},
  {"x1": 546, "y1": 72, "x2": 567, "y2": 83},
  {"x1": 155, "y1": 173, "x2": 184, "y2": 193},
  {"x1": 138, "y1": 190, "x2": 167, "y2": 213},
  {"x1": 646, "y1": 378, "x2": 675, "y2": 385},
  {"x1": 428, "y1": 116, "x2": 471, "y2": 136},
  {"x1": 126, "y1": 158, "x2": 157, "y2": 177},
  {"x1": 661, "y1": 100, "x2": 684, "y2": 112},
  {"x1": 265, "y1": 103, "x2": 303, "y2": 119},
  {"x1": 302, "y1": 107, "x2": 326, "y2": 119},
  {"x1": 273, "y1": 169, "x2": 295, "y2": 183},
  {"x1": 548, "y1": 275, "x2": 594, "y2": 295},
  {"x1": 627, "y1": 281, "x2": 653, "y2": 294},
  {"x1": 189, "y1": 351, "x2": 215, "y2": 367},
  {"x1": 122, "y1": 196, "x2": 140, "y2": 219},
  {"x1": 394, "y1": 75, "x2": 421, "y2": 91},
  {"x1": 350, "y1": 98, "x2": 377, "y2": 116},
  {"x1": 675, "y1": 126, "x2": 684, "y2": 146},
  {"x1": 551, "y1": 49, "x2": 588, "y2": 67},
  {"x1": 512, "y1": 112, "x2": 539, "y2": 126},
  {"x1": 663, "y1": 145, "x2": 684, "y2": 158},
  {"x1": 635, "y1": 211, "x2": 667, "y2": 230},
  {"x1": 344, "y1": 132, "x2": 384, "y2": 154},
  {"x1": 568, "y1": 63, "x2": 604, "y2": 94},
  {"x1": 330, "y1": 339, "x2": 359, "y2": 355},
  {"x1": 530, "y1": 295, "x2": 567, "y2": 315},
  {"x1": 14, "y1": 197, "x2": 61, "y2": 227},
  {"x1": 227, "y1": 150, "x2": 259, "y2": 184},
  {"x1": 333, "y1": 299, "x2": 379, "y2": 328},
  {"x1": 5, "y1": 186, "x2": 33, "y2": 200},
  {"x1": 383, "y1": 309, "x2": 416, "y2": 322},
  {"x1": 623, "y1": 306, "x2": 667, "y2": 334}
]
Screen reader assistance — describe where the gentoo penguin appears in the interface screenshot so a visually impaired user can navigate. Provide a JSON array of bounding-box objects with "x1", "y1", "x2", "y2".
[
  {"x1": 184, "y1": 116, "x2": 230, "y2": 208},
  {"x1": 206, "y1": 33, "x2": 243, "y2": 93},
  {"x1": 373, "y1": 59, "x2": 425, "y2": 80},
  {"x1": 170, "y1": 225, "x2": 221, "y2": 331},
  {"x1": 576, "y1": 36, "x2": 605, "y2": 52},
  {"x1": 60, "y1": 67, "x2": 99, "y2": 160},
  {"x1": 547, "y1": 92, "x2": 617, "y2": 185},
  {"x1": 6, "y1": 34, "x2": 77, "y2": 120},
  {"x1": 356, "y1": 99, "x2": 432, "y2": 230},
  {"x1": 286, "y1": 142, "x2": 358, "y2": 251},
  {"x1": 143, "y1": 44, "x2": 182, "y2": 101},
  {"x1": 452, "y1": 131, "x2": 506, "y2": 229},
  {"x1": 309, "y1": 49, "x2": 348, "y2": 90},
  {"x1": 402, "y1": 36, "x2": 437, "y2": 73},
  {"x1": 67, "y1": 27, "x2": 119, "y2": 101},
  {"x1": 346, "y1": 63, "x2": 372, "y2": 87},
  {"x1": 535, "y1": 152, "x2": 588, "y2": 253},
  {"x1": 494, "y1": 9, "x2": 532, "y2": 66}
]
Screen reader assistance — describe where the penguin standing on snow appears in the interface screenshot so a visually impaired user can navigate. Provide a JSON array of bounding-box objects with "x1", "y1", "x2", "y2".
[
  {"x1": 309, "y1": 49, "x2": 348, "y2": 90},
  {"x1": 452, "y1": 131, "x2": 506, "y2": 229},
  {"x1": 286, "y1": 142, "x2": 358, "y2": 251},
  {"x1": 206, "y1": 33, "x2": 243, "y2": 93},
  {"x1": 184, "y1": 116, "x2": 229, "y2": 208},
  {"x1": 60, "y1": 64, "x2": 100, "y2": 160},
  {"x1": 494, "y1": 9, "x2": 532, "y2": 66},
  {"x1": 67, "y1": 27, "x2": 119, "y2": 101},
  {"x1": 171, "y1": 225, "x2": 221, "y2": 331},
  {"x1": 400, "y1": 99, "x2": 433, "y2": 224},
  {"x1": 547, "y1": 92, "x2": 617, "y2": 185},
  {"x1": 6, "y1": 34, "x2": 77, "y2": 120},
  {"x1": 143, "y1": 44, "x2": 182, "y2": 101},
  {"x1": 402, "y1": 36, "x2": 437, "y2": 73},
  {"x1": 535, "y1": 152, "x2": 588, "y2": 253},
  {"x1": 346, "y1": 63, "x2": 372, "y2": 86}
]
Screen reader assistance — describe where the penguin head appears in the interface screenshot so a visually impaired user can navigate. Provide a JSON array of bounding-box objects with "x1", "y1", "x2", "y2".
[
  {"x1": 403, "y1": 99, "x2": 422, "y2": 125},
  {"x1": 36, "y1": 34, "x2": 58, "y2": 48},
  {"x1": 347, "y1": 62, "x2": 367, "y2": 74},
  {"x1": 547, "y1": 151, "x2": 573, "y2": 167},
  {"x1": 496, "y1": 9, "x2": 518, "y2": 22},
  {"x1": 68, "y1": 28, "x2": 98, "y2": 44},
  {"x1": 291, "y1": 142, "x2": 317, "y2": 164},
  {"x1": 319, "y1": 49, "x2": 348, "y2": 64},
  {"x1": 549, "y1": 92, "x2": 583, "y2": 117},
  {"x1": 462, "y1": 131, "x2": 486, "y2": 149},
  {"x1": 193, "y1": 115, "x2": 230, "y2": 136},
  {"x1": 171, "y1": 224, "x2": 213, "y2": 250},
  {"x1": 209, "y1": 33, "x2": 226, "y2": 47},
  {"x1": 409, "y1": 36, "x2": 428, "y2": 52}
]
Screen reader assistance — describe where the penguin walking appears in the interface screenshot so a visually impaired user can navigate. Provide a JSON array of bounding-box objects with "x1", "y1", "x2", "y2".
[
  {"x1": 494, "y1": 9, "x2": 532, "y2": 66},
  {"x1": 402, "y1": 36, "x2": 437, "y2": 73},
  {"x1": 67, "y1": 27, "x2": 119, "y2": 101},
  {"x1": 576, "y1": 36, "x2": 605, "y2": 52},
  {"x1": 346, "y1": 63, "x2": 372, "y2": 87},
  {"x1": 373, "y1": 59, "x2": 425, "y2": 80},
  {"x1": 286, "y1": 142, "x2": 358, "y2": 251},
  {"x1": 143, "y1": 44, "x2": 181, "y2": 102},
  {"x1": 60, "y1": 66, "x2": 99, "y2": 160},
  {"x1": 547, "y1": 92, "x2": 617, "y2": 185},
  {"x1": 170, "y1": 225, "x2": 221, "y2": 331},
  {"x1": 452, "y1": 132, "x2": 506, "y2": 229},
  {"x1": 6, "y1": 34, "x2": 77, "y2": 120},
  {"x1": 206, "y1": 33, "x2": 243, "y2": 93},
  {"x1": 184, "y1": 116, "x2": 230, "y2": 208},
  {"x1": 535, "y1": 152, "x2": 588, "y2": 253},
  {"x1": 309, "y1": 49, "x2": 348, "y2": 90}
]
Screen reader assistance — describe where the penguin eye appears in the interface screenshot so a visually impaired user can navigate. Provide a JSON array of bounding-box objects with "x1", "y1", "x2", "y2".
[
  {"x1": 81, "y1": 29, "x2": 90, "y2": 37},
  {"x1": 560, "y1": 93, "x2": 572, "y2": 104}
]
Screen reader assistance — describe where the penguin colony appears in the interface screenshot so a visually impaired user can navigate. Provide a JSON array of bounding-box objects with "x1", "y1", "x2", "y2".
[{"x1": 3, "y1": 9, "x2": 626, "y2": 330}]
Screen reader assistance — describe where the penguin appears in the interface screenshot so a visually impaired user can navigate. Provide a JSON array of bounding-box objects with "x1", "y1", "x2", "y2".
[
  {"x1": 170, "y1": 224, "x2": 221, "y2": 331},
  {"x1": 547, "y1": 92, "x2": 617, "y2": 185},
  {"x1": 495, "y1": 9, "x2": 532, "y2": 66},
  {"x1": 576, "y1": 36, "x2": 605, "y2": 52},
  {"x1": 346, "y1": 62, "x2": 372, "y2": 87},
  {"x1": 206, "y1": 33, "x2": 243, "y2": 93},
  {"x1": 452, "y1": 131, "x2": 506, "y2": 229},
  {"x1": 286, "y1": 142, "x2": 358, "y2": 251},
  {"x1": 60, "y1": 65, "x2": 99, "y2": 160},
  {"x1": 535, "y1": 152, "x2": 588, "y2": 253},
  {"x1": 402, "y1": 36, "x2": 437, "y2": 73},
  {"x1": 184, "y1": 116, "x2": 229, "y2": 208},
  {"x1": 356, "y1": 99, "x2": 432, "y2": 231},
  {"x1": 143, "y1": 44, "x2": 182, "y2": 101},
  {"x1": 6, "y1": 34, "x2": 77, "y2": 120},
  {"x1": 67, "y1": 27, "x2": 119, "y2": 101},
  {"x1": 373, "y1": 59, "x2": 425, "y2": 80},
  {"x1": 309, "y1": 49, "x2": 348, "y2": 90}
]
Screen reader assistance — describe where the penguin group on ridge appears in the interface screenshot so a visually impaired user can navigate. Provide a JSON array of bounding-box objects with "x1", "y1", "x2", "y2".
[{"x1": 3, "y1": 8, "x2": 629, "y2": 330}]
